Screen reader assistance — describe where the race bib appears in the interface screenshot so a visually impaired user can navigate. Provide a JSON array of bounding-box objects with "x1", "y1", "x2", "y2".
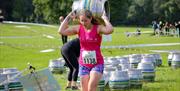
[{"x1": 82, "y1": 50, "x2": 97, "y2": 64}]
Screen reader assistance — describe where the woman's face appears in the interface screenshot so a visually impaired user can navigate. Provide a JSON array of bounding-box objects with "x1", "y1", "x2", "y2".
[{"x1": 79, "y1": 14, "x2": 92, "y2": 27}]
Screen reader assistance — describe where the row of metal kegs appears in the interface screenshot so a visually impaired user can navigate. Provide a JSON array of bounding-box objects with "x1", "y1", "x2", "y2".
[
  {"x1": 0, "y1": 68, "x2": 23, "y2": 91},
  {"x1": 98, "y1": 53, "x2": 162, "y2": 91},
  {"x1": 168, "y1": 52, "x2": 180, "y2": 69}
]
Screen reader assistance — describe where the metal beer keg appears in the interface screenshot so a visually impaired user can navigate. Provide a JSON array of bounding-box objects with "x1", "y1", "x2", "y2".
[
  {"x1": 48, "y1": 58, "x2": 65, "y2": 74},
  {"x1": 171, "y1": 52, "x2": 180, "y2": 69},
  {"x1": 147, "y1": 54, "x2": 162, "y2": 67},
  {"x1": 7, "y1": 72, "x2": 23, "y2": 91},
  {"x1": 97, "y1": 76, "x2": 105, "y2": 91},
  {"x1": 109, "y1": 71, "x2": 130, "y2": 90},
  {"x1": 152, "y1": 54, "x2": 162, "y2": 66},
  {"x1": 168, "y1": 52, "x2": 174, "y2": 66},
  {"x1": 137, "y1": 62, "x2": 155, "y2": 82},
  {"x1": 3, "y1": 68, "x2": 18, "y2": 74},
  {"x1": 72, "y1": 0, "x2": 110, "y2": 24},
  {"x1": 128, "y1": 69, "x2": 143, "y2": 88},
  {"x1": 0, "y1": 74, "x2": 7, "y2": 90},
  {"x1": 129, "y1": 54, "x2": 142, "y2": 68},
  {"x1": 141, "y1": 55, "x2": 156, "y2": 67}
]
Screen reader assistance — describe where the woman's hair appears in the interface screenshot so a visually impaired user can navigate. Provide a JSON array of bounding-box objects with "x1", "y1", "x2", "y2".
[{"x1": 79, "y1": 9, "x2": 99, "y2": 25}]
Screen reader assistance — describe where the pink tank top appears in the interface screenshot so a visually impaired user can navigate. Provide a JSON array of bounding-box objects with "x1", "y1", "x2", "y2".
[{"x1": 78, "y1": 24, "x2": 104, "y2": 68}]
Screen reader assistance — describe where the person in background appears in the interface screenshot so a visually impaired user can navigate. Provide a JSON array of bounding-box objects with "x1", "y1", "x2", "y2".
[
  {"x1": 136, "y1": 28, "x2": 141, "y2": 36},
  {"x1": 164, "y1": 22, "x2": 170, "y2": 35},
  {"x1": 0, "y1": 9, "x2": 4, "y2": 23},
  {"x1": 152, "y1": 21, "x2": 158, "y2": 35},
  {"x1": 59, "y1": 16, "x2": 68, "y2": 44},
  {"x1": 58, "y1": 9, "x2": 113, "y2": 91},
  {"x1": 61, "y1": 38, "x2": 80, "y2": 90},
  {"x1": 175, "y1": 21, "x2": 180, "y2": 37},
  {"x1": 158, "y1": 21, "x2": 164, "y2": 35}
]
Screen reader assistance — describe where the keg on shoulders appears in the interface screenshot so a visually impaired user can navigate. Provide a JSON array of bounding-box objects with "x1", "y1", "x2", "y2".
[
  {"x1": 72, "y1": 0, "x2": 110, "y2": 24},
  {"x1": 128, "y1": 69, "x2": 143, "y2": 88},
  {"x1": 171, "y1": 52, "x2": 180, "y2": 69},
  {"x1": 109, "y1": 71, "x2": 129, "y2": 90},
  {"x1": 137, "y1": 62, "x2": 155, "y2": 82},
  {"x1": 48, "y1": 58, "x2": 65, "y2": 74}
]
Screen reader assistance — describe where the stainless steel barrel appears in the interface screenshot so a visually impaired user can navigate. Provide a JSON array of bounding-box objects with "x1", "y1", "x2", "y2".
[
  {"x1": 171, "y1": 52, "x2": 180, "y2": 69},
  {"x1": 137, "y1": 62, "x2": 155, "y2": 82},
  {"x1": 109, "y1": 71, "x2": 130, "y2": 90},
  {"x1": 48, "y1": 58, "x2": 65, "y2": 74},
  {"x1": 72, "y1": 0, "x2": 110, "y2": 24},
  {"x1": 128, "y1": 69, "x2": 143, "y2": 88}
]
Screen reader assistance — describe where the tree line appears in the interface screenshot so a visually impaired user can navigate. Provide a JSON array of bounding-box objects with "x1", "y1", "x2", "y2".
[{"x1": 0, "y1": 0, "x2": 180, "y2": 26}]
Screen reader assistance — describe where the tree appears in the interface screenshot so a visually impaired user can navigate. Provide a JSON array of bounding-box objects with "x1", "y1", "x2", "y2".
[
  {"x1": 12, "y1": 0, "x2": 34, "y2": 22},
  {"x1": 32, "y1": 0, "x2": 73, "y2": 24},
  {"x1": 109, "y1": 0, "x2": 130, "y2": 25},
  {"x1": 127, "y1": 0, "x2": 154, "y2": 25}
]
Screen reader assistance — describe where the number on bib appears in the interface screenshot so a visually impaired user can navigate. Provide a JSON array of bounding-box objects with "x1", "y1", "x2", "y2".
[{"x1": 82, "y1": 50, "x2": 97, "y2": 64}]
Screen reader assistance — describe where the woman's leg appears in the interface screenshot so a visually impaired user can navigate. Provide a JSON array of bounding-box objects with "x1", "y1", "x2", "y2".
[
  {"x1": 88, "y1": 64, "x2": 104, "y2": 91},
  {"x1": 63, "y1": 53, "x2": 79, "y2": 86},
  {"x1": 61, "y1": 46, "x2": 74, "y2": 88},
  {"x1": 61, "y1": 54, "x2": 73, "y2": 87},
  {"x1": 88, "y1": 71, "x2": 102, "y2": 91},
  {"x1": 61, "y1": 48, "x2": 79, "y2": 87},
  {"x1": 79, "y1": 65, "x2": 91, "y2": 91},
  {"x1": 81, "y1": 75, "x2": 90, "y2": 91}
]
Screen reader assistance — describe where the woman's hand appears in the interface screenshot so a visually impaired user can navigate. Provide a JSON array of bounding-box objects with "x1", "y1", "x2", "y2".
[
  {"x1": 67, "y1": 11, "x2": 76, "y2": 22},
  {"x1": 58, "y1": 11, "x2": 78, "y2": 36},
  {"x1": 99, "y1": 10, "x2": 113, "y2": 34},
  {"x1": 101, "y1": 11, "x2": 109, "y2": 21}
]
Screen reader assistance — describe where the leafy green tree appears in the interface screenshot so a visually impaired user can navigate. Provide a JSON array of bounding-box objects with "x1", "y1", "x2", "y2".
[
  {"x1": 32, "y1": 0, "x2": 73, "y2": 24},
  {"x1": 12, "y1": 0, "x2": 34, "y2": 22},
  {"x1": 109, "y1": 0, "x2": 130, "y2": 25},
  {"x1": 127, "y1": 0, "x2": 153, "y2": 25},
  {"x1": 33, "y1": 0, "x2": 48, "y2": 23},
  {"x1": 45, "y1": 0, "x2": 73, "y2": 24}
]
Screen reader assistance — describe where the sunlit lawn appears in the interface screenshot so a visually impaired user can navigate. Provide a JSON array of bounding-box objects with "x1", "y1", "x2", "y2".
[{"x1": 0, "y1": 23, "x2": 180, "y2": 91}]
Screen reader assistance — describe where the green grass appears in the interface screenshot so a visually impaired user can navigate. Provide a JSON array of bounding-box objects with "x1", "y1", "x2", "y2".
[{"x1": 0, "y1": 23, "x2": 180, "y2": 91}]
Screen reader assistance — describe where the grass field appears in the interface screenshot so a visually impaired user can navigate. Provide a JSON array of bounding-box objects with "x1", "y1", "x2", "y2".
[{"x1": 0, "y1": 23, "x2": 180, "y2": 91}]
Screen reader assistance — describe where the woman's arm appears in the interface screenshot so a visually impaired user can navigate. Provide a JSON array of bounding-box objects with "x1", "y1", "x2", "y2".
[
  {"x1": 99, "y1": 12, "x2": 113, "y2": 35},
  {"x1": 58, "y1": 12, "x2": 78, "y2": 36}
]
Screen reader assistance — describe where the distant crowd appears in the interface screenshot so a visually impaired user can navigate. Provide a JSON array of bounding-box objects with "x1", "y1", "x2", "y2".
[{"x1": 152, "y1": 21, "x2": 180, "y2": 37}]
